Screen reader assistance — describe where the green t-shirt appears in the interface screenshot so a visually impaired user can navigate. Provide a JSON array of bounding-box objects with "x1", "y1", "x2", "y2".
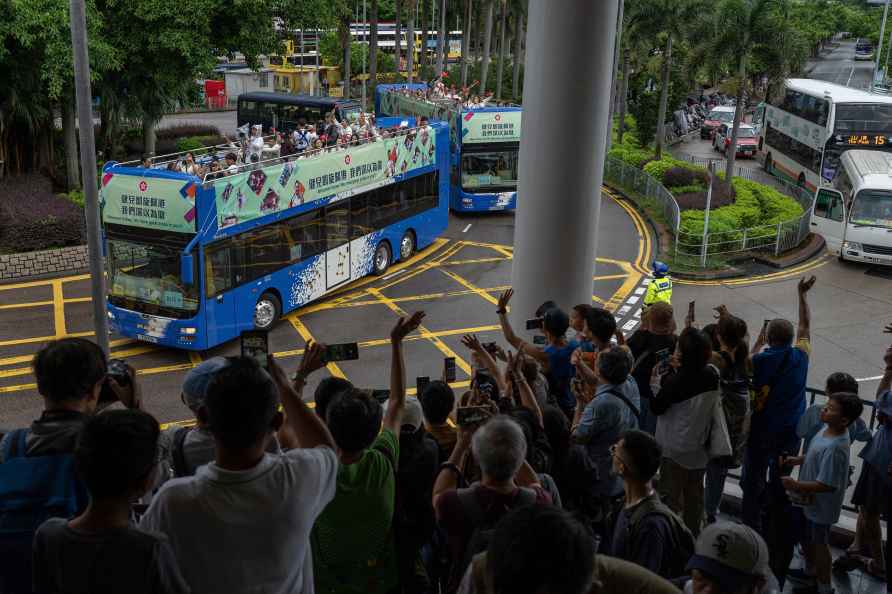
[{"x1": 312, "y1": 429, "x2": 399, "y2": 594}]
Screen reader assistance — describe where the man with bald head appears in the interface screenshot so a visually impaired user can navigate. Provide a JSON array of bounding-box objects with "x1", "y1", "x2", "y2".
[{"x1": 741, "y1": 276, "x2": 816, "y2": 532}]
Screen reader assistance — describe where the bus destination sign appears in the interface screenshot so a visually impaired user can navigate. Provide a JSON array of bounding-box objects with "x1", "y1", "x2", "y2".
[{"x1": 844, "y1": 134, "x2": 887, "y2": 147}]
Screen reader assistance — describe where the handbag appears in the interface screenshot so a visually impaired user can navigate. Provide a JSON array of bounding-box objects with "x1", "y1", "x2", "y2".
[{"x1": 707, "y1": 394, "x2": 733, "y2": 460}]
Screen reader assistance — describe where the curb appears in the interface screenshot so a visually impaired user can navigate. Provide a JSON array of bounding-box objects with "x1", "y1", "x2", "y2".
[
  {"x1": 0, "y1": 245, "x2": 89, "y2": 283},
  {"x1": 750, "y1": 234, "x2": 826, "y2": 269}
]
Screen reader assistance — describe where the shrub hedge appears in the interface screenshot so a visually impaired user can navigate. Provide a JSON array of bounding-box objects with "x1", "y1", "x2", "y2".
[
  {"x1": 608, "y1": 147, "x2": 805, "y2": 251},
  {"x1": 0, "y1": 175, "x2": 84, "y2": 253}
]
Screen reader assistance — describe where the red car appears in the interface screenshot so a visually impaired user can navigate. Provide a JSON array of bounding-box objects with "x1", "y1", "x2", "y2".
[
  {"x1": 700, "y1": 106, "x2": 735, "y2": 139},
  {"x1": 713, "y1": 123, "x2": 759, "y2": 158}
]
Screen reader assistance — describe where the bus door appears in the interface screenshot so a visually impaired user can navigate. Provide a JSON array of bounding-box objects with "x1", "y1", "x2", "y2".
[
  {"x1": 811, "y1": 188, "x2": 846, "y2": 254},
  {"x1": 324, "y1": 203, "x2": 352, "y2": 289},
  {"x1": 203, "y1": 244, "x2": 240, "y2": 345}
]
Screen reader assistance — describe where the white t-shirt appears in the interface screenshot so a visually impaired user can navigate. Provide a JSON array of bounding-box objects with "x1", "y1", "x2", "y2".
[{"x1": 140, "y1": 447, "x2": 338, "y2": 594}]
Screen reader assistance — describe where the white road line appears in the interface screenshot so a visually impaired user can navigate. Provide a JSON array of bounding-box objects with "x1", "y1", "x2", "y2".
[
  {"x1": 642, "y1": 278, "x2": 652, "y2": 285},
  {"x1": 626, "y1": 295, "x2": 640, "y2": 305},
  {"x1": 633, "y1": 309, "x2": 641, "y2": 319},
  {"x1": 381, "y1": 269, "x2": 407, "y2": 281},
  {"x1": 462, "y1": 224, "x2": 472, "y2": 233},
  {"x1": 634, "y1": 287, "x2": 646, "y2": 295},
  {"x1": 622, "y1": 320, "x2": 639, "y2": 331},
  {"x1": 618, "y1": 305, "x2": 632, "y2": 315},
  {"x1": 846, "y1": 66, "x2": 855, "y2": 87}
]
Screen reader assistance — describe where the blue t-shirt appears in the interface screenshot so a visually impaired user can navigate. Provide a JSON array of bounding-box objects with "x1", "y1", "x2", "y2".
[
  {"x1": 798, "y1": 428, "x2": 850, "y2": 525},
  {"x1": 544, "y1": 340, "x2": 578, "y2": 410},
  {"x1": 859, "y1": 390, "x2": 892, "y2": 483},
  {"x1": 752, "y1": 340, "x2": 810, "y2": 435}
]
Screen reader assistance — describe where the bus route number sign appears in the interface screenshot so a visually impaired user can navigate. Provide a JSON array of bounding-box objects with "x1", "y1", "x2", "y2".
[{"x1": 846, "y1": 134, "x2": 887, "y2": 146}]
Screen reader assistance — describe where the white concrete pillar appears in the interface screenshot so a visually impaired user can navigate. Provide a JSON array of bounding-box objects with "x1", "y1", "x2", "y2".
[{"x1": 509, "y1": 0, "x2": 618, "y2": 327}]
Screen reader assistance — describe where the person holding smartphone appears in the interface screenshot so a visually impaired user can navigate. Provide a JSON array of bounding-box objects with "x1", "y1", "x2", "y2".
[
  {"x1": 625, "y1": 302, "x2": 678, "y2": 435},
  {"x1": 496, "y1": 290, "x2": 577, "y2": 418}
]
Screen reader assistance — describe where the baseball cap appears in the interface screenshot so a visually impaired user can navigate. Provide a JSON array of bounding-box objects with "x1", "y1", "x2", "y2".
[
  {"x1": 182, "y1": 357, "x2": 229, "y2": 410},
  {"x1": 383, "y1": 397, "x2": 424, "y2": 431},
  {"x1": 686, "y1": 522, "x2": 770, "y2": 592}
]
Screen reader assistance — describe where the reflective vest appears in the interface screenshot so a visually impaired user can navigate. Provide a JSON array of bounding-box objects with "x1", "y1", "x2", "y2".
[{"x1": 644, "y1": 276, "x2": 673, "y2": 306}]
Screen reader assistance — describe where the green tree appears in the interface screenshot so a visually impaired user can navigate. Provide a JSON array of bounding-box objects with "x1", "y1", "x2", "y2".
[
  {"x1": 634, "y1": 0, "x2": 705, "y2": 159},
  {"x1": 0, "y1": 0, "x2": 116, "y2": 178},
  {"x1": 709, "y1": 0, "x2": 775, "y2": 180}
]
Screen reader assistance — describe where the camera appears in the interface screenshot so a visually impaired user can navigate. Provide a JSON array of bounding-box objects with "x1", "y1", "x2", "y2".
[{"x1": 99, "y1": 359, "x2": 132, "y2": 403}]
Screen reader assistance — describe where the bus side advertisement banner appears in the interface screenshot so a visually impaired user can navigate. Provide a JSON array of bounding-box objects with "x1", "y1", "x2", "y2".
[
  {"x1": 100, "y1": 174, "x2": 197, "y2": 234},
  {"x1": 461, "y1": 111, "x2": 522, "y2": 144},
  {"x1": 214, "y1": 128, "x2": 437, "y2": 229}
]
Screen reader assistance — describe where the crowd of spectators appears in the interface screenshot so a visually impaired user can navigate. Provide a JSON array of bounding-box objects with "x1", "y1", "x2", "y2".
[
  {"x1": 1, "y1": 276, "x2": 891, "y2": 594},
  {"x1": 387, "y1": 79, "x2": 515, "y2": 110},
  {"x1": 140, "y1": 110, "x2": 431, "y2": 182}
]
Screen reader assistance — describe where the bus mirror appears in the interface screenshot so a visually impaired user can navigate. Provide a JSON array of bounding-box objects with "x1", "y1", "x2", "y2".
[{"x1": 181, "y1": 254, "x2": 194, "y2": 286}]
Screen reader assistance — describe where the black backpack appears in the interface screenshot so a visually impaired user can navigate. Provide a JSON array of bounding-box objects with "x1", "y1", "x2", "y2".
[
  {"x1": 170, "y1": 426, "x2": 193, "y2": 478},
  {"x1": 627, "y1": 494, "x2": 695, "y2": 580},
  {"x1": 455, "y1": 483, "x2": 539, "y2": 579}
]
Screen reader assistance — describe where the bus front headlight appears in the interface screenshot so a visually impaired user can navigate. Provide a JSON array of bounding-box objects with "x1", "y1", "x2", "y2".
[
  {"x1": 180, "y1": 327, "x2": 197, "y2": 335},
  {"x1": 843, "y1": 241, "x2": 862, "y2": 252},
  {"x1": 107, "y1": 310, "x2": 115, "y2": 320}
]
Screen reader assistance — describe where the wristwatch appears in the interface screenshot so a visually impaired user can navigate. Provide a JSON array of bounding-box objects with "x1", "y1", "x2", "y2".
[{"x1": 439, "y1": 462, "x2": 462, "y2": 476}]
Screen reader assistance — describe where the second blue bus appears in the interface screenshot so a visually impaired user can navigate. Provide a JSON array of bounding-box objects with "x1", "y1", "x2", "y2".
[{"x1": 375, "y1": 83, "x2": 522, "y2": 212}]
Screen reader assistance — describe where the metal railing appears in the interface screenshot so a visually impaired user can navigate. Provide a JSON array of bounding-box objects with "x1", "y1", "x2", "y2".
[
  {"x1": 603, "y1": 156, "x2": 815, "y2": 268},
  {"x1": 724, "y1": 387, "x2": 879, "y2": 514}
]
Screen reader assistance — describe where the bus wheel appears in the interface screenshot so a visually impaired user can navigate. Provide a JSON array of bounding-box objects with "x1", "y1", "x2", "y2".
[
  {"x1": 254, "y1": 293, "x2": 281, "y2": 330},
  {"x1": 399, "y1": 231, "x2": 416, "y2": 261},
  {"x1": 373, "y1": 241, "x2": 391, "y2": 275},
  {"x1": 797, "y1": 173, "x2": 807, "y2": 188}
]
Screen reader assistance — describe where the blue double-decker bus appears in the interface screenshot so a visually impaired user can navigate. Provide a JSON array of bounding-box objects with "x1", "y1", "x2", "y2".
[
  {"x1": 101, "y1": 121, "x2": 449, "y2": 350},
  {"x1": 375, "y1": 84, "x2": 522, "y2": 212}
]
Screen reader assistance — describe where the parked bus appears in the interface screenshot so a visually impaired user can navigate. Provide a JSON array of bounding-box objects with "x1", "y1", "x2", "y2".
[
  {"x1": 101, "y1": 121, "x2": 450, "y2": 350},
  {"x1": 812, "y1": 149, "x2": 892, "y2": 265},
  {"x1": 236, "y1": 92, "x2": 362, "y2": 134},
  {"x1": 758, "y1": 78, "x2": 892, "y2": 192},
  {"x1": 375, "y1": 83, "x2": 522, "y2": 212}
]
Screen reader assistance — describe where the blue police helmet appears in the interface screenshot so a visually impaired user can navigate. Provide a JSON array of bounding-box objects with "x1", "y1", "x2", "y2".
[{"x1": 652, "y1": 261, "x2": 669, "y2": 276}]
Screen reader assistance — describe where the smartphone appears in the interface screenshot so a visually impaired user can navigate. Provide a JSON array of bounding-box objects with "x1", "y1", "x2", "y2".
[
  {"x1": 241, "y1": 330, "x2": 269, "y2": 369},
  {"x1": 456, "y1": 405, "x2": 491, "y2": 427},
  {"x1": 99, "y1": 359, "x2": 132, "y2": 403},
  {"x1": 444, "y1": 357, "x2": 456, "y2": 383},
  {"x1": 688, "y1": 301, "x2": 695, "y2": 322},
  {"x1": 532, "y1": 335, "x2": 547, "y2": 345},
  {"x1": 323, "y1": 342, "x2": 359, "y2": 363},
  {"x1": 416, "y1": 376, "x2": 431, "y2": 396},
  {"x1": 526, "y1": 318, "x2": 543, "y2": 330}
]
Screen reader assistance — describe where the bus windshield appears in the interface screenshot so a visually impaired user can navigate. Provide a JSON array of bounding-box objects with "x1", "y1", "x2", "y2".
[
  {"x1": 461, "y1": 149, "x2": 519, "y2": 192},
  {"x1": 709, "y1": 110, "x2": 734, "y2": 123},
  {"x1": 850, "y1": 190, "x2": 892, "y2": 229},
  {"x1": 107, "y1": 238, "x2": 199, "y2": 316}
]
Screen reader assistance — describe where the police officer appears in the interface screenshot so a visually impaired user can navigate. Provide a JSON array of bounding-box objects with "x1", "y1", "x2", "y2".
[{"x1": 643, "y1": 261, "x2": 672, "y2": 307}]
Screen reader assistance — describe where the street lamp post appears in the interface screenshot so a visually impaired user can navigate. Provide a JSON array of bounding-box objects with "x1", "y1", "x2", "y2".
[
  {"x1": 876, "y1": 0, "x2": 890, "y2": 88},
  {"x1": 68, "y1": 0, "x2": 110, "y2": 354}
]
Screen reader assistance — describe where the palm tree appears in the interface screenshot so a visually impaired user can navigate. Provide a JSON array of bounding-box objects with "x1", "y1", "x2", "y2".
[
  {"x1": 406, "y1": 2, "x2": 416, "y2": 83},
  {"x1": 712, "y1": 0, "x2": 775, "y2": 180},
  {"x1": 420, "y1": 0, "x2": 430, "y2": 68},
  {"x1": 636, "y1": 0, "x2": 704, "y2": 159},
  {"x1": 395, "y1": 0, "x2": 403, "y2": 75},
  {"x1": 461, "y1": 0, "x2": 473, "y2": 86},
  {"x1": 369, "y1": 0, "x2": 379, "y2": 92},
  {"x1": 436, "y1": 0, "x2": 447, "y2": 75},
  {"x1": 480, "y1": 0, "x2": 495, "y2": 91},
  {"x1": 495, "y1": 0, "x2": 508, "y2": 99},
  {"x1": 511, "y1": 0, "x2": 525, "y2": 100}
]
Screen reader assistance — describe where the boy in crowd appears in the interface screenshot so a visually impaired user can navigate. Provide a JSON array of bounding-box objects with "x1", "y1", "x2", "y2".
[
  {"x1": 781, "y1": 392, "x2": 864, "y2": 594},
  {"x1": 33, "y1": 410, "x2": 189, "y2": 594}
]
